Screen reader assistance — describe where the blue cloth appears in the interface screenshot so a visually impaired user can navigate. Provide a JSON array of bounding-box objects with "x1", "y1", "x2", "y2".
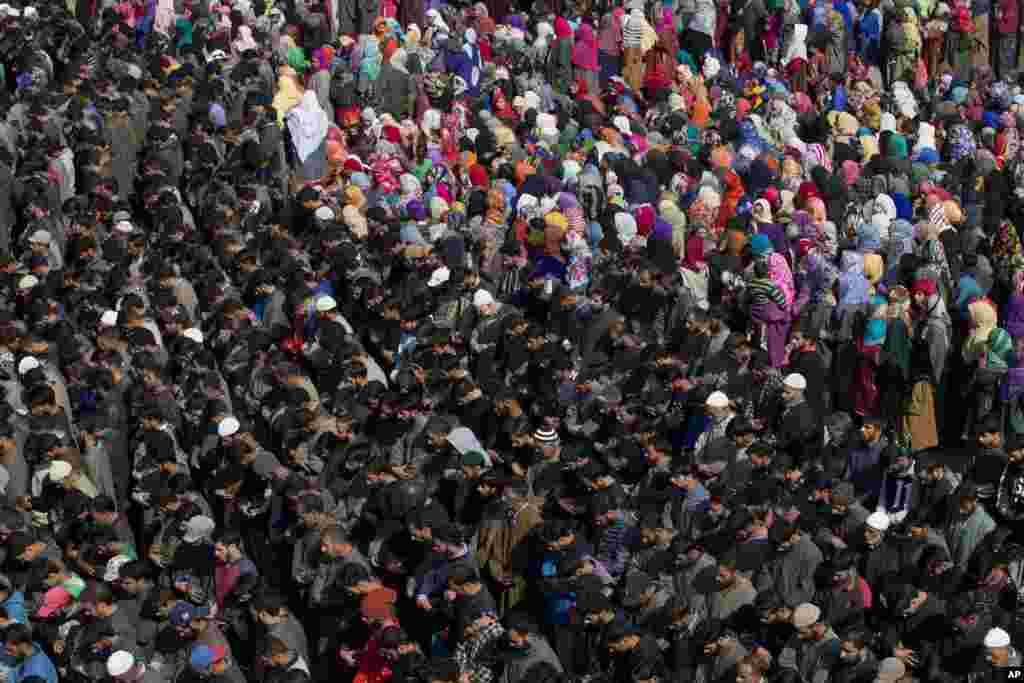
[
  {"x1": 864, "y1": 318, "x2": 887, "y2": 346},
  {"x1": 750, "y1": 233, "x2": 773, "y2": 257},
  {"x1": 857, "y1": 222, "x2": 882, "y2": 253},
  {"x1": 858, "y1": 9, "x2": 882, "y2": 64},
  {"x1": 846, "y1": 441, "x2": 884, "y2": 498},
  {"x1": 1, "y1": 592, "x2": 26, "y2": 625},
  {"x1": 956, "y1": 275, "x2": 984, "y2": 310},
  {"x1": 877, "y1": 473, "x2": 914, "y2": 515},
  {"x1": 10, "y1": 644, "x2": 57, "y2": 683}
]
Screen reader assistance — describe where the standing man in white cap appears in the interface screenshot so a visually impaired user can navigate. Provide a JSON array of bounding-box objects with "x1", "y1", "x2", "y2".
[
  {"x1": 468, "y1": 289, "x2": 517, "y2": 380},
  {"x1": 768, "y1": 373, "x2": 820, "y2": 467},
  {"x1": 694, "y1": 391, "x2": 735, "y2": 464},
  {"x1": 861, "y1": 512, "x2": 902, "y2": 587}
]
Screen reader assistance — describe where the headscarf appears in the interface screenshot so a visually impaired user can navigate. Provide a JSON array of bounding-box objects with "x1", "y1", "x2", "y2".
[
  {"x1": 287, "y1": 46, "x2": 309, "y2": 73},
  {"x1": 572, "y1": 22, "x2": 599, "y2": 72},
  {"x1": 233, "y1": 25, "x2": 258, "y2": 56},
  {"x1": 682, "y1": 233, "x2": 706, "y2": 271},
  {"x1": 272, "y1": 67, "x2": 304, "y2": 126},
  {"x1": 838, "y1": 251, "x2": 872, "y2": 308},
  {"x1": 463, "y1": 29, "x2": 483, "y2": 91},
  {"x1": 360, "y1": 37, "x2": 383, "y2": 82},
  {"x1": 599, "y1": 11, "x2": 622, "y2": 54},
  {"x1": 287, "y1": 91, "x2": 330, "y2": 163}
]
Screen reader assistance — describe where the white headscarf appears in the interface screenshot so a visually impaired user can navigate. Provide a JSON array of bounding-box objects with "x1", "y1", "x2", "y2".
[{"x1": 286, "y1": 91, "x2": 329, "y2": 163}]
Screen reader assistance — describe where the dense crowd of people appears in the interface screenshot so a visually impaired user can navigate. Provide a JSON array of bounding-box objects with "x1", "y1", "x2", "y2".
[{"x1": 2, "y1": 0, "x2": 1024, "y2": 680}]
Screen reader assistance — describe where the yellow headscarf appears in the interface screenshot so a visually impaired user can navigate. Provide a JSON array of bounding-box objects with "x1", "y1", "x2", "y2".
[{"x1": 272, "y1": 66, "x2": 304, "y2": 127}]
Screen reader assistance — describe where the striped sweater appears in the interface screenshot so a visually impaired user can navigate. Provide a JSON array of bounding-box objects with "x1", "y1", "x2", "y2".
[
  {"x1": 748, "y1": 278, "x2": 787, "y2": 308},
  {"x1": 623, "y1": 12, "x2": 645, "y2": 48}
]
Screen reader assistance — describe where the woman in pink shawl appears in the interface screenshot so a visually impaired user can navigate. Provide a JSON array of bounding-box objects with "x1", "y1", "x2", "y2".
[
  {"x1": 749, "y1": 233, "x2": 795, "y2": 366},
  {"x1": 572, "y1": 21, "x2": 600, "y2": 94}
]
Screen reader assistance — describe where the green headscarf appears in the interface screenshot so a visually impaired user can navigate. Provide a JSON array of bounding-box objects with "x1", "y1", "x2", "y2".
[
  {"x1": 287, "y1": 46, "x2": 309, "y2": 73},
  {"x1": 886, "y1": 134, "x2": 908, "y2": 160}
]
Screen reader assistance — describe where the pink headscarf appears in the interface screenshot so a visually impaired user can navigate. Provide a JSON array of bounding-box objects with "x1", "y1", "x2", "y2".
[
  {"x1": 572, "y1": 22, "x2": 599, "y2": 72},
  {"x1": 768, "y1": 252, "x2": 796, "y2": 308},
  {"x1": 807, "y1": 197, "x2": 828, "y2": 224},
  {"x1": 841, "y1": 160, "x2": 861, "y2": 186},
  {"x1": 555, "y1": 17, "x2": 573, "y2": 40},
  {"x1": 656, "y1": 7, "x2": 673, "y2": 33},
  {"x1": 599, "y1": 11, "x2": 623, "y2": 54}
]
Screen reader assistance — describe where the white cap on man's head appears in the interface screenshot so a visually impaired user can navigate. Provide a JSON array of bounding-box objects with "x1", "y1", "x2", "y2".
[
  {"x1": 866, "y1": 511, "x2": 890, "y2": 532},
  {"x1": 473, "y1": 290, "x2": 495, "y2": 308},
  {"x1": 985, "y1": 627, "x2": 1012, "y2": 648},
  {"x1": 706, "y1": 391, "x2": 730, "y2": 408},
  {"x1": 218, "y1": 416, "x2": 240, "y2": 438},
  {"x1": 783, "y1": 373, "x2": 807, "y2": 390}
]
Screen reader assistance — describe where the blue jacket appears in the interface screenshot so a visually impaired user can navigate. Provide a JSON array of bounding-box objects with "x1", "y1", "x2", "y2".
[
  {"x1": 11, "y1": 644, "x2": 57, "y2": 683},
  {"x1": 1, "y1": 591, "x2": 26, "y2": 625}
]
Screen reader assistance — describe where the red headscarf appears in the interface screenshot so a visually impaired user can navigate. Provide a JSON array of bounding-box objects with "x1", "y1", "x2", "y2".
[{"x1": 469, "y1": 164, "x2": 489, "y2": 188}]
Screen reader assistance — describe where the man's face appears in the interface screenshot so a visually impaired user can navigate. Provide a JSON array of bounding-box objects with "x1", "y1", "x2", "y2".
[
  {"x1": 121, "y1": 577, "x2": 144, "y2": 595},
  {"x1": 735, "y1": 433, "x2": 755, "y2": 449},
  {"x1": 734, "y1": 345, "x2": 753, "y2": 365},
  {"x1": 797, "y1": 624, "x2": 817, "y2": 640},
  {"x1": 979, "y1": 431, "x2": 1001, "y2": 449},
  {"x1": 508, "y1": 629, "x2": 529, "y2": 648},
  {"x1": 860, "y1": 423, "x2": 880, "y2": 443},
  {"x1": 781, "y1": 386, "x2": 801, "y2": 403},
  {"x1": 4, "y1": 641, "x2": 27, "y2": 659},
  {"x1": 94, "y1": 511, "x2": 116, "y2": 527},
  {"x1": 864, "y1": 527, "x2": 882, "y2": 547},
  {"x1": 1010, "y1": 448, "x2": 1024, "y2": 466},
  {"x1": 608, "y1": 638, "x2": 632, "y2": 655},
  {"x1": 20, "y1": 542, "x2": 44, "y2": 563},
  {"x1": 214, "y1": 543, "x2": 232, "y2": 563},
  {"x1": 717, "y1": 567, "x2": 735, "y2": 586}
]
